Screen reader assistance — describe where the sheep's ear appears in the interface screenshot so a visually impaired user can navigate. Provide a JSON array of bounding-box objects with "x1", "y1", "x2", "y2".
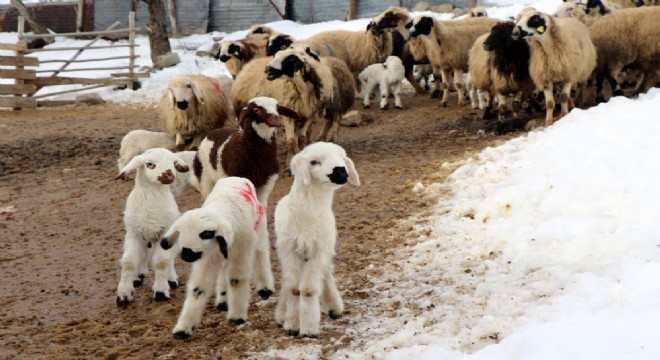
[
  {"x1": 217, "y1": 235, "x2": 229, "y2": 259},
  {"x1": 238, "y1": 106, "x2": 251, "y2": 129},
  {"x1": 116, "y1": 154, "x2": 143, "y2": 180},
  {"x1": 192, "y1": 82, "x2": 205, "y2": 105},
  {"x1": 344, "y1": 156, "x2": 360, "y2": 186},
  {"x1": 277, "y1": 105, "x2": 302, "y2": 122},
  {"x1": 161, "y1": 230, "x2": 179, "y2": 250},
  {"x1": 168, "y1": 89, "x2": 176, "y2": 109},
  {"x1": 291, "y1": 154, "x2": 311, "y2": 186},
  {"x1": 174, "y1": 157, "x2": 190, "y2": 173}
]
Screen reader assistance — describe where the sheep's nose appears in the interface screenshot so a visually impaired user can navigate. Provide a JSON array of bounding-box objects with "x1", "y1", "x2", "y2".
[
  {"x1": 159, "y1": 169, "x2": 175, "y2": 184},
  {"x1": 511, "y1": 27, "x2": 521, "y2": 40},
  {"x1": 181, "y1": 248, "x2": 202, "y2": 263},
  {"x1": 219, "y1": 54, "x2": 231, "y2": 62},
  {"x1": 328, "y1": 166, "x2": 348, "y2": 185},
  {"x1": 176, "y1": 100, "x2": 188, "y2": 110}
]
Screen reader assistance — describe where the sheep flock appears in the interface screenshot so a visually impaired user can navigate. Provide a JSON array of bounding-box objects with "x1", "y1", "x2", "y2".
[{"x1": 113, "y1": 0, "x2": 660, "y2": 340}]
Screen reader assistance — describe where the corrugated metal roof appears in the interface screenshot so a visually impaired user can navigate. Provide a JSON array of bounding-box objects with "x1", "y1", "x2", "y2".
[{"x1": 208, "y1": 0, "x2": 281, "y2": 33}]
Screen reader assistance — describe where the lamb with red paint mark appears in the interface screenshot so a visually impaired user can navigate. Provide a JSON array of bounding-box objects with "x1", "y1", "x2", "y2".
[{"x1": 160, "y1": 177, "x2": 268, "y2": 340}]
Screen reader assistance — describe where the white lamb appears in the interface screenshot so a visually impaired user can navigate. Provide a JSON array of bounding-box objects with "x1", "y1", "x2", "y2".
[
  {"x1": 358, "y1": 55, "x2": 406, "y2": 110},
  {"x1": 116, "y1": 130, "x2": 176, "y2": 172},
  {"x1": 274, "y1": 142, "x2": 360, "y2": 337},
  {"x1": 115, "y1": 148, "x2": 190, "y2": 307},
  {"x1": 160, "y1": 176, "x2": 267, "y2": 340}
]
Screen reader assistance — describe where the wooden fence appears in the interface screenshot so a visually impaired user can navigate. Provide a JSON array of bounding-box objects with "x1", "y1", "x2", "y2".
[{"x1": 0, "y1": 11, "x2": 148, "y2": 110}]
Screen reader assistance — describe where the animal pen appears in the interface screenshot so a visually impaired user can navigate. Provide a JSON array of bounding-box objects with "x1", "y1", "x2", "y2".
[{"x1": 0, "y1": 12, "x2": 147, "y2": 110}]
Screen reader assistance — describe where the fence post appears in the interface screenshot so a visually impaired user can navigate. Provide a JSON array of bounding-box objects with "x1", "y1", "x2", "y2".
[
  {"x1": 15, "y1": 16, "x2": 26, "y2": 109},
  {"x1": 129, "y1": 11, "x2": 136, "y2": 90}
]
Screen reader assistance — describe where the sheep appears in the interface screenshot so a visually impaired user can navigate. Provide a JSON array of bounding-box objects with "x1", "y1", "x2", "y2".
[
  {"x1": 217, "y1": 36, "x2": 269, "y2": 79},
  {"x1": 468, "y1": 21, "x2": 536, "y2": 120},
  {"x1": 274, "y1": 142, "x2": 360, "y2": 337},
  {"x1": 636, "y1": 0, "x2": 659, "y2": 5},
  {"x1": 160, "y1": 176, "x2": 267, "y2": 339},
  {"x1": 115, "y1": 148, "x2": 190, "y2": 307},
  {"x1": 554, "y1": 1, "x2": 587, "y2": 19},
  {"x1": 117, "y1": 130, "x2": 176, "y2": 172},
  {"x1": 159, "y1": 74, "x2": 230, "y2": 151},
  {"x1": 468, "y1": 7, "x2": 488, "y2": 17},
  {"x1": 359, "y1": 55, "x2": 406, "y2": 110},
  {"x1": 409, "y1": 15, "x2": 500, "y2": 107},
  {"x1": 589, "y1": 6, "x2": 660, "y2": 103},
  {"x1": 512, "y1": 11, "x2": 597, "y2": 126}
]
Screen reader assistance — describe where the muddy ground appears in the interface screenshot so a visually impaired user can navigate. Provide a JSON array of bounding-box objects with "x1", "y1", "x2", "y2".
[{"x1": 0, "y1": 93, "x2": 526, "y2": 359}]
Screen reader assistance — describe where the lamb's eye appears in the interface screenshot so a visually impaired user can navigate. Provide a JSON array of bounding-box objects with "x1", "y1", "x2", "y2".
[
  {"x1": 310, "y1": 160, "x2": 320, "y2": 166},
  {"x1": 199, "y1": 230, "x2": 215, "y2": 240},
  {"x1": 146, "y1": 162, "x2": 155, "y2": 169}
]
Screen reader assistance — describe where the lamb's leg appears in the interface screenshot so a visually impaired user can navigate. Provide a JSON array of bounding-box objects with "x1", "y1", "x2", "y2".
[
  {"x1": 226, "y1": 239, "x2": 255, "y2": 324},
  {"x1": 280, "y1": 256, "x2": 303, "y2": 335},
  {"x1": 559, "y1": 82, "x2": 573, "y2": 118},
  {"x1": 137, "y1": 241, "x2": 152, "y2": 287},
  {"x1": 316, "y1": 116, "x2": 333, "y2": 142},
  {"x1": 152, "y1": 241, "x2": 178, "y2": 301},
  {"x1": 253, "y1": 220, "x2": 274, "y2": 300},
  {"x1": 116, "y1": 231, "x2": 145, "y2": 307},
  {"x1": 214, "y1": 261, "x2": 228, "y2": 311},
  {"x1": 328, "y1": 115, "x2": 341, "y2": 143},
  {"x1": 275, "y1": 269, "x2": 288, "y2": 327},
  {"x1": 321, "y1": 270, "x2": 343, "y2": 319},
  {"x1": 362, "y1": 80, "x2": 377, "y2": 108},
  {"x1": 393, "y1": 82, "x2": 403, "y2": 109},
  {"x1": 454, "y1": 69, "x2": 466, "y2": 106},
  {"x1": 172, "y1": 256, "x2": 219, "y2": 340},
  {"x1": 298, "y1": 259, "x2": 323, "y2": 338},
  {"x1": 496, "y1": 93, "x2": 508, "y2": 122},
  {"x1": 469, "y1": 85, "x2": 478, "y2": 109},
  {"x1": 543, "y1": 83, "x2": 555, "y2": 127},
  {"x1": 431, "y1": 66, "x2": 443, "y2": 99},
  {"x1": 439, "y1": 69, "x2": 452, "y2": 107},
  {"x1": 379, "y1": 81, "x2": 390, "y2": 110}
]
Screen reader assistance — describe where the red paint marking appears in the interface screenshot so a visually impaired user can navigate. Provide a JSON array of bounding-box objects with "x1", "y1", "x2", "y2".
[
  {"x1": 234, "y1": 183, "x2": 265, "y2": 230},
  {"x1": 256, "y1": 44, "x2": 267, "y2": 50},
  {"x1": 210, "y1": 78, "x2": 222, "y2": 93}
]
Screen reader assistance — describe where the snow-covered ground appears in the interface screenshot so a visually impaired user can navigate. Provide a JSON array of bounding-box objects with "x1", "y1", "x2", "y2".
[{"x1": 4, "y1": 0, "x2": 660, "y2": 359}]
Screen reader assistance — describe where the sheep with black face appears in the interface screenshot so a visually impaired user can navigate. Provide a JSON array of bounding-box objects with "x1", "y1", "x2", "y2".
[{"x1": 160, "y1": 177, "x2": 267, "y2": 340}]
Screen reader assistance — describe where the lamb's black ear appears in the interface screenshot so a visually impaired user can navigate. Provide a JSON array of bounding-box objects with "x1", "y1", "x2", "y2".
[
  {"x1": 217, "y1": 235, "x2": 228, "y2": 259},
  {"x1": 277, "y1": 105, "x2": 302, "y2": 122}
]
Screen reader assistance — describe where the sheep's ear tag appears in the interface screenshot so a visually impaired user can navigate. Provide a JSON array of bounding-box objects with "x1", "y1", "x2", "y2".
[
  {"x1": 233, "y1": 51, "x2": 240, "y2": 56},
  {"x1": 294, "y1": 69, "x2": 302, "y2": 77},
  {"x1": 536, "y1": 25, "x2": 545, "y2": 34}
]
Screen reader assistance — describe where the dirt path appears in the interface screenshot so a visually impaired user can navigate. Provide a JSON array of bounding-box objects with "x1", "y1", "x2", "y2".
[{"x1": 0, "y1": 94, "x2": 521, "y2": 359}]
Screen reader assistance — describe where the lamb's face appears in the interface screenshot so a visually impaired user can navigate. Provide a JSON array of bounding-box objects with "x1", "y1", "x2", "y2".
[
  {"x1": 409, "y1": 16, "x2": 434, "y2": 38},
  {"x1": 160, "y1": 209, "x2": 232, "y2": 262},
  {"x1": 249, "y1": 25, "x2": 272, "y2": 35},
  {"x1": 264, "y1": 50, "x2": 306, "y2": 81},
  {"x1": 511, "y1": 12, "x2": 549, "y2": 40},
  {"x1": 219, "y1": 41, "x2": 242, "y2": 62},
  {"x1": 266, "y1": 34, "x2": 294, "y2": 56},
  {"x1": 239, "y1": 97, "x2": 301, "y2": 140},
  {"x1": 116, "y1": 148, "x2": 189, "y2": 185},
  {"x1": 384, "y1": 55, "x2": 402, "y2": 67},
  {"x1": 483, "y1": 22, "x2": 516, "y2": 51},
  {"x1": 291, "y1": 142, "x2": 360, "y2": 188}
]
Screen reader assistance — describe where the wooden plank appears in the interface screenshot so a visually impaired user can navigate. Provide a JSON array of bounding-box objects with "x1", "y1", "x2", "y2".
[
  {"x1": 36, "y1": 65, "x2": 139, "y2": 74},
  {"x1": 0, "y1": 55, "x2": 39, "y2": 67},
  {"x1": 39, "y1": 55, "x2": 134, "y2": 64},
  {"x1": 24, "y1": 76, "x2": 120, "y2": 86},
  {"x1": 0, "y1": 42, "x2": 27, "y2": 51},
  {"x1": 24, "y1": 44, "x2": 138, "y2": 53},
  {"x1": 0, "y1": 97, "x2": 37, "y2": 109},
  {"x1": 20, "y1": 27, "x2": 143, "y2": 39},
  {"x1": 0, "y1": 68, "x2": 36, "y2": 80},
  {"x1": 38, "y1": 100, "x2": 77, "y2": 107},
  {"x1": 0, "y1": 84, "x2": 38, "y2": 95},
  {"x1": 32, "y1": 84, "x2": 114, "y2": 99},
  {"x1": 111, "y1": 72, "x2": 150, "y2": 78}
]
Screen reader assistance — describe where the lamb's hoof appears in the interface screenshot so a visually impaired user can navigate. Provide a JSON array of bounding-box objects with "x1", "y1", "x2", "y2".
[
  {"x1": 287, "y1": 329, "x2": 300, "y2": 337},
  {"x1": 258, "y1": 288, "x2": 273, "y2": 300},
  {"x1": 328, "y1": 310, "x2": 342, "y2": 320},
  {"x1": 116, "y1": 296, "x2": 130, "y2": 308},
  {"x1": 612, "y1": 89, "x2": 624, "y2": 97},
  {"x1": 363, "y1": 104, "x2": 370, "y2": 109},
  {"x1": 276, "y1": 322, "x2": 283, "y2": 329},
  {"x1": 228, "y1": 318, "x2": 246, "y2": 326},
  {"x1": 380, "y1": 105, "x2": 388, "y2": 110},
  {"x1": 431, "y1": 90, "x2": 441, "y2": 99},
  {"x1": 303, "y1": 333, "x2": 319, "y2": 339},
  {"x1": 133, "y1": 274, "x2": 145, "y2": 288},
  {"x1": 168, "y1": 280, "x2": 178, "y2": 289},
  {"x1": 216, "y1": 302, "x2": 228, "y2": 312},
  {"x1": 154, "y1": 291, "x2": 170, "y2": 302},
  {"x1": 173, "y1": 331, "x2": 191, "y2": 340},
  {"x1": 395, "y1": 105, "x2": 402, "y2": 110},
  {"x1": 595, "y1": 96, "x2": 606, "y2": 104},
  {"x1": 439, "y1": 102, "x2": 448, "y2": 108}
]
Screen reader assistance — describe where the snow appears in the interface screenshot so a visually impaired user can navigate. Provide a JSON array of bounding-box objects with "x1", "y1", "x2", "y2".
[{"x1": 4, "y1": 0, "x2": 660, "y2": 359}]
